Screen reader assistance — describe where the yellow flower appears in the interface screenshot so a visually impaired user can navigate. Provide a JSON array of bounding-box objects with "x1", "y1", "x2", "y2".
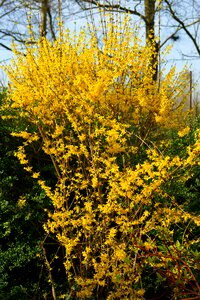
[
  {"x1": 114, "y1": 246, "x2": 126, "y2": 261},
  {"x1": 32, "y1": 172, "x2": 40, "y2": 179},
  {"x1": 178, "y1": 126, "x2": 190, "y2": 137},
  {"x1": 17, "y1": 196, "x2": 26, "y2": 208}
]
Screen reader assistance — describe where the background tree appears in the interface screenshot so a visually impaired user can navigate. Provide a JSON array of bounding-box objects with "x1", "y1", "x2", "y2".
[{"x1": 0, "y1": 0, "x2": 73, "y2": 51}]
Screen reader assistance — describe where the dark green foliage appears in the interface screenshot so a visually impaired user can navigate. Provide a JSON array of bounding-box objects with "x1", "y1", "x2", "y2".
[
  {"x1": 0, "y1": 90, "x2": 67, "y2": 299},
  {"x1": 162, "y1": 116, "x2": 200, "y2": 215}
]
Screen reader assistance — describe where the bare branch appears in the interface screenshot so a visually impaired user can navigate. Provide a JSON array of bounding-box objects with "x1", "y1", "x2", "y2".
[
  {"x1": 164, "y1": 0, "x2": 200, "y2": 56},
  {"x1": 0, "y1": 41, "x2": 12, "y2": 51},
  {"x1": 160, "y1": 26, "x2": 182, "y2": 48},
  {"x1": 75, "y1": 0, "x2": 146, "y2": 22}
]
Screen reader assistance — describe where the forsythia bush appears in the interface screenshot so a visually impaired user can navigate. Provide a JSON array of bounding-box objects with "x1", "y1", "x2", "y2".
[{"x1": 3, "y1": 17, "x2": 200, "y2": 299}]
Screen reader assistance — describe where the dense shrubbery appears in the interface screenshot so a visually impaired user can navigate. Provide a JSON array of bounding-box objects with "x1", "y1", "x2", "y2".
[
  {"x1": 0, "y1": 91, "x2": 69, "y2": 299},
  {"x1": 1, "y1": 16, "x2": 200, "y2": 299}
]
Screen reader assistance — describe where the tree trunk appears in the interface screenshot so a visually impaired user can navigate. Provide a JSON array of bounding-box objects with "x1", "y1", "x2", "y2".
[
  {"x1": 40, "y1": 0, "x2": 49, "y2": 37},
  {"x1": 144, "y1": 0, "x2": 159, "y2": 81}
]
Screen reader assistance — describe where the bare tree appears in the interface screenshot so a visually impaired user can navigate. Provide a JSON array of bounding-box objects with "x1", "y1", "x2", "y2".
[{"x1": 0, "y1": 0, "x2": 75, "y2": 51}]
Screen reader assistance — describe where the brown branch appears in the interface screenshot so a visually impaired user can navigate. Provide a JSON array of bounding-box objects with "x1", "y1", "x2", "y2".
[
  {"x1": 75, "y1": 0, "x2": 146, "y2": 22},
  {"x1": 164, "y1": 0, "x2": 200, "y2": 56},
  {"x1": 0, "y1": 29, "x2": 34, "y2": 44},
  {"x1": 40, "y1": 241, "x2": 57, "y2": 300},
  {"x1": 0, "y1": 42, "x2": 12, "y2": 51},
  {"x1": 160, "y1": 26, "x2": 182, "y2": 48}
]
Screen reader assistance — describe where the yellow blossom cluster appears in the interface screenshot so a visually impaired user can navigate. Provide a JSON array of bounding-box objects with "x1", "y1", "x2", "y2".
[{"x1": 3, "y1": 16, "x2": 200, "y2": 299}]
